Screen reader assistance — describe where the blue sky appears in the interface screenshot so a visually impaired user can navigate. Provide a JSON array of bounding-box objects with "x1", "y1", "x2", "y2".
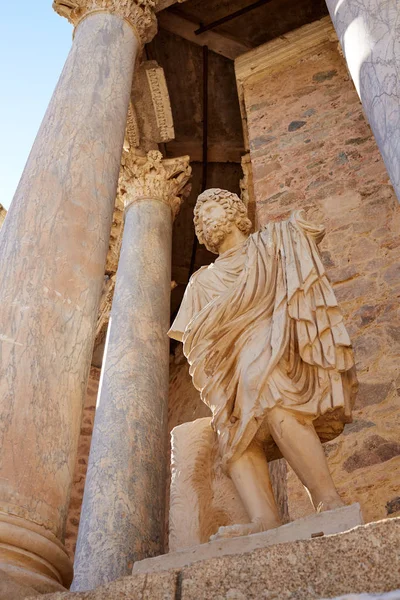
[{"x1": 0, "y1": 3, "x2": 72, "y2": 209}]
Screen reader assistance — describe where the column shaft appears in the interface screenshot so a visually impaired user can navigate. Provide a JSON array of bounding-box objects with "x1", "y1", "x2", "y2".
[
  {"x1": 72, "y1": 199, "x2": 172, "y2": 591},
  {"x1": 0, "y1": 13, "x2": 138, "y2": 591},
  {"x1": 326, "y1": 0, "x2": 400, "y2": 200}
]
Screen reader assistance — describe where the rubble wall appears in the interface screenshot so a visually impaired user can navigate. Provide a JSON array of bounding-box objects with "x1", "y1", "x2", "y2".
[{"x1": 240, "y1": 36, "x2": 400, "y2": 523}]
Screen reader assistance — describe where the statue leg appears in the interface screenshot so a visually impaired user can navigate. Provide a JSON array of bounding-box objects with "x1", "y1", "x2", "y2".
[
  {"x1": 267, "y1": 406, "x2": 344, "y2": 512},
  {"x1": 210, "y1": 440, "x2": 282, "y2": 541}
]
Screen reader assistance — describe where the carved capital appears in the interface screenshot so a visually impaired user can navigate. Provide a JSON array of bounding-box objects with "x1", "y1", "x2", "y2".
[
  {"x1": 119, "y1": 150, "x2": 191, "y2": 219},
  {"x1": 53, "y1": 0, "x2": 158, "y2": 46}
]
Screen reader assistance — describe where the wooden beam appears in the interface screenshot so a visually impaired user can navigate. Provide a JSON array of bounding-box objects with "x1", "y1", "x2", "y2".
[
  {"x1": 157, "y1": 12, "x2": 250, "y2": 60},
  {"x1": 156, "y1": 0, "x2": 188, "y2": 11},
  {"x1": 165, "y1": 140, "x2": 244, "y2": 163}
]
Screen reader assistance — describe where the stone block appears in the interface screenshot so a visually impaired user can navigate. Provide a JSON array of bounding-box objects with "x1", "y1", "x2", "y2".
[
  {"x1": 27, "y1": 572, "x2": 178, "y2": 600},
  {"x1": 323, "y1": 593, "x2": 400, "y2": 600},
  {"x1": 179, "y1": 517, "x2": 400, "y2": 600},
  {"x1": 134, "y1": 504, "x2": 363, "y2": 575}
]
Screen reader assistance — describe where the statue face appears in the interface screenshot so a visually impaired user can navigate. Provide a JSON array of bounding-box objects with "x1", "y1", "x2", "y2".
[{"x1": 197, "y1": 200, "x2": 233, "y2": 254}]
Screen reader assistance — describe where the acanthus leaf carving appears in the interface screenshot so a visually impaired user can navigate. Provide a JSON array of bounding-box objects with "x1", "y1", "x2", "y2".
[
  {"x1": 53, "y1": 0, "x2": 158, "y2": 46},
  {"x1": 119, "y1": 150, "x2": 191, "y2": 219}
]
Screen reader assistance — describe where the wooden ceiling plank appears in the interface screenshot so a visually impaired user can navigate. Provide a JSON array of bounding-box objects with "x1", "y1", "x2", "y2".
[
  {"x1": 166, "y1": 140, "x2": 244, "y2": 163},
  {"x1": 156, "y1": 0, "x2": 188, "y2": 12},
  {"x1": 157, "y1": 12, "x2": 250, "y2": 60}
]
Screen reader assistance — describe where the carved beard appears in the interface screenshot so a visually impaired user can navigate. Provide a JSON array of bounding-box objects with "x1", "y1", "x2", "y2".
[{"x1": 202, "y1": 216, "x2": 233, "y2": 254}]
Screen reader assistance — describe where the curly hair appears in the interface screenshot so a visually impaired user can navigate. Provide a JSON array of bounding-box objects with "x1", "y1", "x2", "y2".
[{"x1": 193, "y1": 188, "x2": 252, "y2": 244}]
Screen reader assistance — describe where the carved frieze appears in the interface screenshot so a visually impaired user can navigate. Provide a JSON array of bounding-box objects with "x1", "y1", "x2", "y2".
[
  {"x1": 119, "y1": 150, "x2": 191, "y2": 219},
  {"x1": 124, "y1": 102, "x2": 140, "y2": 151},
  {"x1": 132, "y1": 61, "x2": 175, "y2": 147},
  {"x1": 145, "y1": 66, "x2": 175, "y2": 143},
  {"x1": 53, "y1": 0, "x2": 158, "y2": 45}
]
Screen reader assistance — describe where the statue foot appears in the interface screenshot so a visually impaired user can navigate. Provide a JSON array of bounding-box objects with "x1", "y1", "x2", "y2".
[
  {"x1": 209, "y1": 518, "x2": 280, "y2": 541},
  {"x1": 316, "y1": 497, "x2": 345, "y2": 512}
]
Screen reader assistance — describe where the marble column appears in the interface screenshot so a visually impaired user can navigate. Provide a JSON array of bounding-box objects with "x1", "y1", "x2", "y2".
[
  {"x1": 72, "y1": 150, "x2": 191, "y2": 591},
  {"x1": 326, "y1": 0, "x2": 400, "y2": 200},
  {"x1": 0, "y1": 1, "x2": 157, "y2": 594}
]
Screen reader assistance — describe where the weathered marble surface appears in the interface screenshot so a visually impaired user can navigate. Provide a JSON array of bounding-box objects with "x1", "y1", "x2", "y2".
[
  {"x1": 72, "y1": 152, "x2": 191, "y2": 591},
  {"x1": 326, "y1": 0, "x2": 400, "y2": 201},
  {"x1": 0, "y1": 11, "x2": 137, "y2": 590},
  {"x1": 71, "y1": 200, "x2": 173, "y2": 590}
]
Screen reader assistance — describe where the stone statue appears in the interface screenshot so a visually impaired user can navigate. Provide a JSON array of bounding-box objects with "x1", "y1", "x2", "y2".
[{"x1": 168, "y1": 188, "x2": 358, "y2": 540}]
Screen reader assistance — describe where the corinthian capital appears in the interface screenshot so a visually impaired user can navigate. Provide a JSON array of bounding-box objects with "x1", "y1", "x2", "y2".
[
  {"x1": 53, "y1": 0, "x2": 158, "y2": 45},
  {"x1": 119, "y1": 150, "x2": 191, "y2": 219}
]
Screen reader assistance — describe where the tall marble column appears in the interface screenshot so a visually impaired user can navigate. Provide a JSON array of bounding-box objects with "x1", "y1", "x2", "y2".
[
  {"x1": 326, "y1": 0, "x2": 400, "y2": 200},
  {"x1": 72, "y1": 151, "x2": 191, "y2": 591},
  {"x1": 0, "y1": 1, "x2": 157, "y2": 594}
]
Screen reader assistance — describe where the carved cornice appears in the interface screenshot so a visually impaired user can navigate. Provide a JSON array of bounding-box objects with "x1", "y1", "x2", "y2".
[
  {"x1": 53, "y1": 0, "x2": 158, "y2": 46},
  {"x1": 119, "y1": 150, "x2": 191, "y2": 219},
  {"x1": 124, "y1": 102, "x2": 140, "y2": 151},
  {"x1": 145, "y1": 66, "x2": 174, "y2": 142}
]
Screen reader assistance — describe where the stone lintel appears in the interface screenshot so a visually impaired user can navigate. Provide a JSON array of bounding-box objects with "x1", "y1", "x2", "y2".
[
  {"x1": 119, "y1": 150, "x2": 191, "y2": 219},
  {"x1": 235, "y1": 16, "x2": 337, "y2": 88},
  {"x1": 134, "y1": 503, "x2": 363, "y2": 575}
]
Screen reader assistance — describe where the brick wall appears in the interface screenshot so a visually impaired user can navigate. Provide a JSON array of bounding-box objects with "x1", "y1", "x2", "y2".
[
  {"x1": 65, "y1": 367, "x2": 100, "y2": 558},
  {"x1": 241, "y1": 36, "x2": 400, "y2": 523}
]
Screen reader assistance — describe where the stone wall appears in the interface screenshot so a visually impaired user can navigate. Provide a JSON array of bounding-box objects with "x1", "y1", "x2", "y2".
[{"x1": 238, "y1": 26, "x2": 400, "y2": 523}]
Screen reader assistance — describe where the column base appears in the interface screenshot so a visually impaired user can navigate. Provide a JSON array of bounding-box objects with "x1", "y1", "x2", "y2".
[{"x1": 0, "y1": 512, "x2": 73, "y2": 596}]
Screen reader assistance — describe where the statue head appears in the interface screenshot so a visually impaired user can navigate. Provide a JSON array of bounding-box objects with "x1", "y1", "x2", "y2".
[{"x1": 194, "y1": 188, "x2": 252, "y2": 254}]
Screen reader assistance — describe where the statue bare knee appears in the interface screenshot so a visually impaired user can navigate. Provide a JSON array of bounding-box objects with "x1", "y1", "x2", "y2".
[{"x1": 267, "y1": 406, "x2": 344, "y2": 512}]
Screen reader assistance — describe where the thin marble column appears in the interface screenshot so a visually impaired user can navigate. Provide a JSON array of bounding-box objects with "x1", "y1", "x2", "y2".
[
  {"x1": 72, "y1": 151, "x2": 191, "y2": 591},
  {"x1": 326, "y1": 0, "x2": 400, "y2": 200},
  {"x1": 0, "y1": 2, "x2": 157, "y2": 594}
]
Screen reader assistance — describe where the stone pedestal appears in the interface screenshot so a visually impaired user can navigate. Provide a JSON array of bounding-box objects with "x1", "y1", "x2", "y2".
[
  {"x1": 136, "y1": 504, "x2": 364, "y2": 574},
  {"x1": 0, "y1": 2, "x2": 157, "y2": 593},
  {"x1": 326, "y1": 0, "x2": 400, "y2": 201},
  {"x1": 72, "y1": 151, "x2": 191, "y2": 591}
]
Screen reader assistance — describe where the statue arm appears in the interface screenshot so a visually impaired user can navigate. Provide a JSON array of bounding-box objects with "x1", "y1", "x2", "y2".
[{"x1": 168, "y1": 266, "x2": 209, "y2": 342}]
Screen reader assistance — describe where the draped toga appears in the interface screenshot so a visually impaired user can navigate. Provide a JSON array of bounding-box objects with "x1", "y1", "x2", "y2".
[{"x1": 169, "y1": 212, "x2": 358, "y2": 466}]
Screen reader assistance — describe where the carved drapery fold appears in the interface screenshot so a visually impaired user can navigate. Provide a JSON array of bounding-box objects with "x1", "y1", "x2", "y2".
[
  {"x1": 119, "y1": 150, "x2": 191, "y2": 219},
  {"x1": 53, "y1": 0, "x2": 158, "y2": 45}
]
